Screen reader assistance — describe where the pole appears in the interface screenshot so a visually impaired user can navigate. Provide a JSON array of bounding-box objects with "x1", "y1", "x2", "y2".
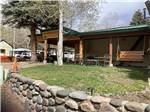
[
  {"x1": 43, "y1": 39, "x2": 47, "y2": 64},
  {"x1": 13, "y1": 28, "x2": 16, "y2": 56},
  {"x1": 79, "y1": 39, "x2": 83, "y2": 64},
  {"x1": 109, "y1": 37, "x2": 113, "y2": 67}
]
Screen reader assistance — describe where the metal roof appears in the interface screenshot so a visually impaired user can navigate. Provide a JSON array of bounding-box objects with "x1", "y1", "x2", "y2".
[
  {"x1": 37, "y1": 24, "x2": 150, "y2": 37},
  {"x1": 63, "y1": 27, "x2": 79, "y2": 35},
  {"x1": 78, "y1": 24, "x2": 150, "y2": 36},
  {"x1": 41, "y1": 27, "x2": 79, "y2": 35}
]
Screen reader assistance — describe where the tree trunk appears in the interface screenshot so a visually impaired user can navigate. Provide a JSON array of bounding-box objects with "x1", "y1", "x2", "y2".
[
  {"x1": 57, "y1": 2, "x2": 63, "y2": 66},
  {"x1": 30, "y1": 24, "x2": 37, "y2": 62}
]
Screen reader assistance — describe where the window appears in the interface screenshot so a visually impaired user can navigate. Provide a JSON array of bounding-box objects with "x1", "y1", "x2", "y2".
[{"x1": 0, "y1": 49, "x2": 5, "y2": 54}]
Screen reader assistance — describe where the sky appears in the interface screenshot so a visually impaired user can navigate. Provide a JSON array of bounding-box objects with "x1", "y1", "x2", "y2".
[
  {"x1": 98, "y1": 0, "x2": 149, "y2": 28},
  {"x1": 0, "y1": 0, "x2": 149, "y2": 30}
]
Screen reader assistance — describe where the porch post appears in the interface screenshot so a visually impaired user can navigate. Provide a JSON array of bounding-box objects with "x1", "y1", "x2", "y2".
[
  {"x1": 74, "y1": 42, "x2": 79, "y2": 60},
  {"x1": 43, "y1": 39, "x2": 48, "y2": 64},
  {"x1": 74, "y1": 42, "x2": 79, "y2": 54},
  {"x1": 148, "y1": 36, "x2": 150, "y2": 68},
  {"x1": 79, "y1": 39, "x2": 84, "y2": 64},
  {"x1": 109, "y1": 37, "x2": 113, "y2": 67}
]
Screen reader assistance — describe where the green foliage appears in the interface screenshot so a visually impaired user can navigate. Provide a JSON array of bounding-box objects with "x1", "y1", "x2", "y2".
[
  {"x1": 21, "y1": 64, "x2": 148, "y2": 94},
  {"x1": 2, "y1": 1, "x2": 59, "y2": 29},
  {"x1": 2, "y1": 1, "x2": 59, "y2": 61},
  {"x1": 130, "y1": 9, "x2": 146, "y2": 25},
  {"x1": 2, "y1": 0, "x2": 102, "y2": 31}
]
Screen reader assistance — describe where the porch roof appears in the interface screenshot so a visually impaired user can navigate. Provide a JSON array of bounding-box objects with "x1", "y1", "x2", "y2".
[
  {"x1": 78, "y1": 24, "x2": 150, "y2": 36},
  {"x1": 41, "y1": 27, "x2": 80, "y2": 36},
  {"x1": 36, "y1": 24, "x2": 150, "y2": 41}
]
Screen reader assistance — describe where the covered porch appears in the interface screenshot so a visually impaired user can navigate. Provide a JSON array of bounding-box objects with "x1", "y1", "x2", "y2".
[
  {"x1": 36, "y1": 28, "x2": 81, "y2": 63},
  {"x1": 37, "y1": 25, "x2": 150, "y2": 67}
]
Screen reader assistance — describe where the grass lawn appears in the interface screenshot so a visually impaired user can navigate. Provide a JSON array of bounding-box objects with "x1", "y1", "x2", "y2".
[{"x1": 21, "y1": 64, "x2": 148, "y2": 94}]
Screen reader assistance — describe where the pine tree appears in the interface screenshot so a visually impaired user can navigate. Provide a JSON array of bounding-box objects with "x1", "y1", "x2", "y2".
[
  {"x1": 2, "y1": 1, "x2": 59, "y2": 62},
  {"x1": 130, "y1": 9, "x2": 146, "y2": 25}
]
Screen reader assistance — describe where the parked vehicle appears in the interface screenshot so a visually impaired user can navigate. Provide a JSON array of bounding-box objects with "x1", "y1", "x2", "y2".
[{"x1": 11, "y1": 48, "x2": 31, "y2": 61}]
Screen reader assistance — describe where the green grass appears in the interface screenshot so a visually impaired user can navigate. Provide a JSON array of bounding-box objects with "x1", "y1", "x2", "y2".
[{"x1": 21, "y1": 64, "x2": 148, "y2": 94}]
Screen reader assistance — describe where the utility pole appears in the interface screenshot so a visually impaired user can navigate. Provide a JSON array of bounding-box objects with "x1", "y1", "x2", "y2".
[{"x1": 13, "y1": 28, "x2": 16, "y2": 56}]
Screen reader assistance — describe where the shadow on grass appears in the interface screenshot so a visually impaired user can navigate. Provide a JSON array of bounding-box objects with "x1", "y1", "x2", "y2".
[{"x1": 116, "y1": 66, "x2": 149, "y2": 82}]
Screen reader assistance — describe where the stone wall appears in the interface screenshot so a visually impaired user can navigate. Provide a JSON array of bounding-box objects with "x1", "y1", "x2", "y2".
[{"x1": 8, "y1": 73, "x2": 150, "y2": 112}]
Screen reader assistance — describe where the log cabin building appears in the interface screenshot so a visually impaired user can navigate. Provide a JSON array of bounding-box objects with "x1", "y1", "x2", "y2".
[{"x1": 36, "y1": 25, "x2": 150, "y2": 67}]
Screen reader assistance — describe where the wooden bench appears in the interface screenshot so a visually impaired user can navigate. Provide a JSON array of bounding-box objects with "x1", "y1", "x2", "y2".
[{"x1": 118, "y1": 51, "x2": 144, "y2": 62}]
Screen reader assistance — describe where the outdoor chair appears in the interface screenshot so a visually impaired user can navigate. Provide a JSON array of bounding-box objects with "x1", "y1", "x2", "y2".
[
  {"x1": 74, "y1": 54, "x2": 83, "y2": 65},
  {"x1": 94, "y1": 54, "x2": 110, "y2": 66},
  {"x1": 103, "y1": 54, "x2": 110, "y2": 66}
]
